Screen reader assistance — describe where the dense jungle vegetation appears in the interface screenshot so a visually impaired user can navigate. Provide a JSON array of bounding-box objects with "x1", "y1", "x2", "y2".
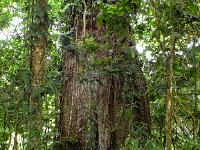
[{"x1": 0, "y1": 0, "x2": 200, "y2": 149}]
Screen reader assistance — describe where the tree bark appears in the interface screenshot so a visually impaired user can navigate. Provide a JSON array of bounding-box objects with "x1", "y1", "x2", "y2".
[
  {"x1": 28, "y1": 0, "x2": 48, "y2": 149},
  {"x1": 57, "y1": 49, "x2": 88, "y2": 150},
  {"x1": 165, "y1": 30, "x2": 175, "y2": 150},
  {"x1": 95, "y1": 77, "x2": 116, "y2": 150},
  {"x1": 56, "y1": 1, "x2": 151, "y2": 149},
  {"x1": 133, "y1": 55, "x2": 151, "y2": 133}
]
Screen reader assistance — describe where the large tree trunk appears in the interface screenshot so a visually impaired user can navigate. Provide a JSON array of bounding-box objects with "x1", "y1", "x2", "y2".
[
  {"x1": 95, "y1": 77, "x2": 116, "y2": 150},
  {"x1": 56, "y1": 49, "x2": 88, "y2": 150},
  {"x1": 55, "y1": 0, "x2": 89, "y2": 149},
  {"x1": 28, "y1": 0, "x2": 48, "y2": 149},
  {"x1": 131, "y1": 51, "x2": 151, "y2": 133},
  {"x1": 114, "y1": 49, "x2": 151, "y2": 148},
  {"x1": 56, "y1": 1, "x2": 151, "y2": 149}
]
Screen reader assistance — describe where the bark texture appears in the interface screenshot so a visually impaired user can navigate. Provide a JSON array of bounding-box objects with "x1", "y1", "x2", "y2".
[
  {"x1": 28, "y1": 0, "x2": 48, "y2": 149},
  {"x1": 95, "y1": 77, "x2": 116, "y2": 150},
  {"x1": 165, "y1": 31, "x2": 176, "y2": 150},
  {"x1": 56, "y1": 0, "x2": 151, "y2": 149},
  {"x1": 57, "y1": 50, "x2": 88, "y2": 150}
]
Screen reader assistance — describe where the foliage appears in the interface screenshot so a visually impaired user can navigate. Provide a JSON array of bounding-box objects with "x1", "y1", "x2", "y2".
[{"x1": 0, "y1": 0, "x2": 200, "y2": 149}]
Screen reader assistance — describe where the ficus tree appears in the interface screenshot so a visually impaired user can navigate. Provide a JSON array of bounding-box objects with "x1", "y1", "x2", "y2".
[
  {"x1": 0, "y1": 0, "x2": 199, "y2": 149},
  {"x1": 55, "y1": 0, "x2": 151, "y2": 149}
]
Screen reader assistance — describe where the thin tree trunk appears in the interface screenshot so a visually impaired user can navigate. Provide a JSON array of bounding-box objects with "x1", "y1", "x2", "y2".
[
  {"x1": 28, "y1": 0, "x2": 48, "y2": 149},
  {"x1": 14, "y1": 113, "x2": 18, "y2": 150},
  {"x1": 165, "y1": 31, "x2": 175, "y2": 150},
  {"x1": 108, "y1": 76, "x2": 116, "y2": 150},
  {"x1": 193, "y1": 39, "x2": 198, "y2": 149}
]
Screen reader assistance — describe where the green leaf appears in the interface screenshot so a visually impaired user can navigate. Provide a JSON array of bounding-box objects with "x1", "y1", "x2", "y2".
[
  {"x1": 34, "y1": 17, "x2": 40, "y2": 24},
  {"x1": 37, "y1": 10, "x2": 45, "y2": 18},
  {"x1": 131, "y1": 50, "x2": 135, "y2": 59},
  {"x1": 21, "y1": 69, "x2": 30, "y2": 85},
  {"x1": 125, "y1": 136, "x2": 130, "y2": 146},
  {"x1": 47, "y1": 4, "x2": 52, "y2": 10}
]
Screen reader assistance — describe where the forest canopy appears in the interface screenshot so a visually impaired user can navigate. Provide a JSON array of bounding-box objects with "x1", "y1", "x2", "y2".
[{"x1": 0, "y1": 0, "x2": 200, "y2": 150}]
